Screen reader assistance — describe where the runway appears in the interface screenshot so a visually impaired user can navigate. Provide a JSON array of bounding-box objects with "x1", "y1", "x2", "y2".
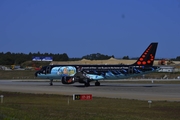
[{"x1": 0, "y1": 80, "x2": 180, "y2": 101}]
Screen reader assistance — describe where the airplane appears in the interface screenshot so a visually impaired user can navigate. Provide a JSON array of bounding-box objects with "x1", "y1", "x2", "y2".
[{"x1": 35, "y1": 42, "x2": 159, "y2": 87}]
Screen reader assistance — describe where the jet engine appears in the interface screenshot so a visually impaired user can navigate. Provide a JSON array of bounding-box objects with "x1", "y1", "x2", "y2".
[{"x1": 61, "y1": 76, "x2": 75, "y2": 84}]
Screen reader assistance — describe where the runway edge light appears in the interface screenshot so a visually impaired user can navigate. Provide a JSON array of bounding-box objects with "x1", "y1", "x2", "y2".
[{"x1": 73, "y1": 94, "x2": 92, "y2": 100}]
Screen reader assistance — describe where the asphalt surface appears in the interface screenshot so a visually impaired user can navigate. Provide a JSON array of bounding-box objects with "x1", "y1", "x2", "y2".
[{"x1": 0, "y1": 80, "x2": 180, "y2": 101}]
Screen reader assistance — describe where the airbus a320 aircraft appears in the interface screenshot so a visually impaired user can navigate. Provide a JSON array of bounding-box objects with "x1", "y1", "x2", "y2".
[{"x1": 35, "y1": 42, "x2": 159, "y2": 87}]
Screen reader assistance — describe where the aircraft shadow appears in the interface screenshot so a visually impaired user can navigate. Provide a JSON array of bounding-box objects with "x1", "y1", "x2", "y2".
[{"x1": 73, "y1": 84, "x2": 161, "y2": 88}]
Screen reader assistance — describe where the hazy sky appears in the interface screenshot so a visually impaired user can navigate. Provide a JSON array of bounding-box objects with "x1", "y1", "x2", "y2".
[{"x1": 0, "y1": 0, "x2": 180, "y2": 58}]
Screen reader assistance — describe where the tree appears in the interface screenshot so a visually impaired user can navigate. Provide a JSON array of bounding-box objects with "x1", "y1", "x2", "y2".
[
  {"x1": 61, "y1": 53, "x2": 69, "y2": 61},
  {"x1": 176, "y1": 56, "x2": 180, "y2": 61},
  {"x1": 122, "y1": 56, "x2": 129, "y2": 59},
  {"x1": 82, "y1": 53, "x2": 112, "y2": 60}
]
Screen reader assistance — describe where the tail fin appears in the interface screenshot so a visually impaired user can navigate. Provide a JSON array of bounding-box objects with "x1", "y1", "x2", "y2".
[{"x1": 133, "y1": 42, "x2": 158, "y2": 66}]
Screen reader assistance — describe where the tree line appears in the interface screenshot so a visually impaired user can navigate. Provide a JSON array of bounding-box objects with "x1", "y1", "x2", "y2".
[
  {"x1": 1, "y1": 52, "x2": 180, "y2": 65},
  {"x1": 0, "y1": 52, "x2": 114, "y2": 65}
]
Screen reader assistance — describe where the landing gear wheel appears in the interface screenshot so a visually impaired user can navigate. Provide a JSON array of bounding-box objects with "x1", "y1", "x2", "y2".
[
  {"x1": 95, "y1": 81, "x2": 100, "y2": 86},
  {"x1": 85, "y1": 82, "x2": 90, "y2": 87},
  {"x1": 50, "y1": 79, "x2": 53, "y2": 86}
]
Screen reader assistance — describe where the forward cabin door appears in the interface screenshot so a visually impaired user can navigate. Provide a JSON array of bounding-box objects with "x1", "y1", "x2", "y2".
[{"x1": 46, "y1": 66, "x2": 51, "y2": 74}]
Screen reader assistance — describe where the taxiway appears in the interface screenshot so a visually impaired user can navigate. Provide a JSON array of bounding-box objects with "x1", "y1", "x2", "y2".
[{"x1": 0, "y1": 80, "x2": 180, "y2": 101}]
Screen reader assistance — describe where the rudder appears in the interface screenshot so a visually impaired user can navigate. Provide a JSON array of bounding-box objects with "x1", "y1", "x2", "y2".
[{"x1": 133, "y1": 42, "x2": 158, "y2": 66}]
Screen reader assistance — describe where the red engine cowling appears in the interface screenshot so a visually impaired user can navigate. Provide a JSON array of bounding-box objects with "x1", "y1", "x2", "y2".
[{"x1": 61, "y1": 76, "x2": 75, "y2": 84}]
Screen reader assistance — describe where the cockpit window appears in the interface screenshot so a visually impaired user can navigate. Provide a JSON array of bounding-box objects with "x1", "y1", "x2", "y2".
[{"x1": 41, "y1": 66, "x2": 47, "y2": 71}]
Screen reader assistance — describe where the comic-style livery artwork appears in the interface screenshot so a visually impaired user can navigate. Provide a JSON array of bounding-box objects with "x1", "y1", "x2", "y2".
[
  {"x1": 54, "y1": 66, "x2": 76, "y2": 76},
  {"x1": 35, "y1": 43, "x2": 159, "y2": 87}
]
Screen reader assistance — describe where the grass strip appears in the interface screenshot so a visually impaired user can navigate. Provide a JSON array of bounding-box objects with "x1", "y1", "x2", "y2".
[{"x1": 0, "y1": 91, "x2": 180, "y2": 120}]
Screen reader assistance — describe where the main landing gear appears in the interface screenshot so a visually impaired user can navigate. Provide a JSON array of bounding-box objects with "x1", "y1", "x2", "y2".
[
  {"x1": 95, "y1": 81, "x2": 100, "y2": 86},
  {"x1": 84, "y1": 81, "x2": 100, "y2": 87},
  {"x1": 50, "y1": 79, "x2": 53, "y2": 86},
  {"x1": 84, "y1": 78, "x2": 90, "y2": 87},
  {"x1": 84, "y1": 82, "x2": 90, "y2": 87}
]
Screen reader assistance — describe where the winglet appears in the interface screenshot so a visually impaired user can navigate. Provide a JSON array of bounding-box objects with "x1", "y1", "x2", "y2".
[{"x1": 133, "y1": 42, "x2": 158, "y2": 66}]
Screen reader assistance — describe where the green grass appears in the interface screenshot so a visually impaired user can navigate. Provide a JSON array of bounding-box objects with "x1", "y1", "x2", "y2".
[
  {"x1": 0, "y1": 70, "x2": 36, "y2": 79},
  {"x1": 0, "y1": 91, "x2": 180, "y2": 120}
]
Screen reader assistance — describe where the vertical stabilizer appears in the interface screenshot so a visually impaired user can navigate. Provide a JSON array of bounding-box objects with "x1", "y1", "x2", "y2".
[{"x1": 133, "y1": 42, "x2": 158, "y2": 66}]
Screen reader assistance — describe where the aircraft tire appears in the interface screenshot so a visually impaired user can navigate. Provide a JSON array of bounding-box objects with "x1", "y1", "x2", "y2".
[
  {"x1": 85, "y1": 82, "x2": 90, "y2": 87},
  {"x1": 50, "y1": 79, "x2": 53, "y2": 86},
  {"x1": 95, "y1": 81, "x2": 100, "y2": 86}
]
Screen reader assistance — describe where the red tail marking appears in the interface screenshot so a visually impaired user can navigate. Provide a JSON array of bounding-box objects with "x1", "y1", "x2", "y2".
[
  {"x1": 140, "y1": 58, "x2": 143, "y2": 61},
  {"x1": 147, "y1": 60, "x2": 151, "y2": 64},
  {"x1": 142, "y1": 61, "x2": 146, "y2": 65},
  {"x1": 137, "y1": 61, "x2": 141, "y2": 65}
]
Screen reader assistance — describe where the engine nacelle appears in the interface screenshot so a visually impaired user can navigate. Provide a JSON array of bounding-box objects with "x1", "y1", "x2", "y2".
[{"x1": 61, "y1": 76, "x2": 75, "y2": 84}]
